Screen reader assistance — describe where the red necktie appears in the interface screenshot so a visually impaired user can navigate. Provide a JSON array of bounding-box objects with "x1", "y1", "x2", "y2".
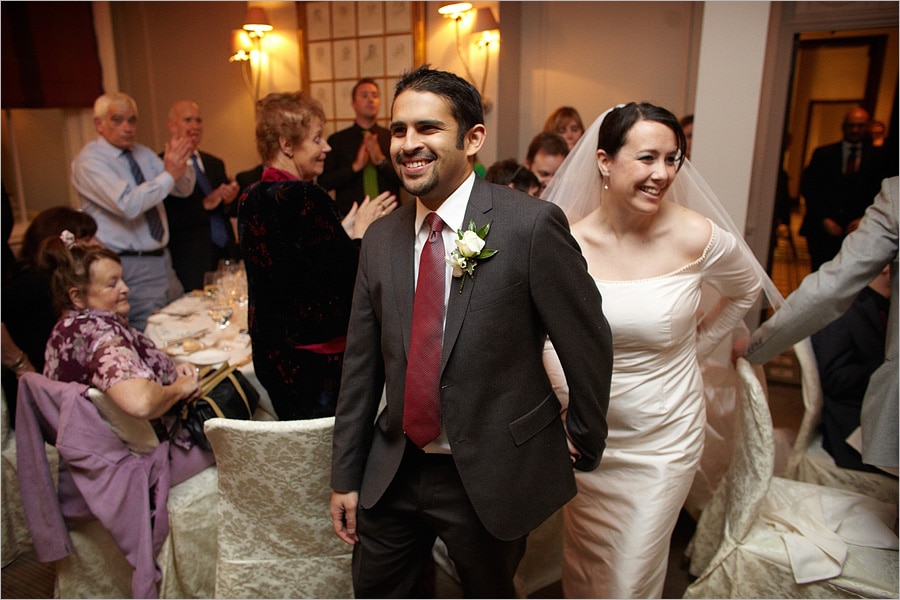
[
  {"x1": 404, "y1": 213, "x2": 446, "y2": 447},
  {"x1": 846, "y1": 145, "x2": 859, "y2": 175}
]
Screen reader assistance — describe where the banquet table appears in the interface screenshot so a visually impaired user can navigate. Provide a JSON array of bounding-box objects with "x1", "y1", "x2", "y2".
[{"x1": 144, "y1": 292, "x2": 278, "y2": 421}]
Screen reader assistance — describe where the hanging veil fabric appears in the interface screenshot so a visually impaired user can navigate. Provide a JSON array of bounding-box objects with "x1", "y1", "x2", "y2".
[
  {"x1": 543, "y1": 107, "x2": 784, "y2": 312},
  {"x1": 542, "y1": 106, "x2": 791, "y2": 519}
]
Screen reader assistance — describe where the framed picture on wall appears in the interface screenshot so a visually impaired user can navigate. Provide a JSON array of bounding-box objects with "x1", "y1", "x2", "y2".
[
  {"x1": 331, "y1": 2, "x2": 356, "y2": 38},
  {"x1": 358, "y1": 1, "x2": 384, "y2": 36},
  {"x1": 305, "y1": 1, "x2": 331, "y2": 41},
  {"x1": 298, "y1": 1, "x2": 425, "y2": 131},
  {"x1": 359, "y1": 36, "x2": 385, "y2": 78}
]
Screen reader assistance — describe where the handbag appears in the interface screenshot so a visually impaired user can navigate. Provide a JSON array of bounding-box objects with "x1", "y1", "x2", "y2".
[{"x1": 179, "y1": 361, "x2": 260, "y2": 451}]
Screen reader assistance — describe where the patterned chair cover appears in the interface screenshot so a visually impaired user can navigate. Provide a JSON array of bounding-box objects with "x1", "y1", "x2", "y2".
[
  {"x1": 204, "y1": 417, "x2": 353, "y2": 598},
  {"x1": 684, "y1": 358, "x2": 898, "y2": 598}
]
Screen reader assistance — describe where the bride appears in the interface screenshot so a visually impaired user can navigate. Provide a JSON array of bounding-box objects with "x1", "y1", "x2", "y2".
[{"x1": 542, "y1": 102, "x2": 779, "y2": 598}]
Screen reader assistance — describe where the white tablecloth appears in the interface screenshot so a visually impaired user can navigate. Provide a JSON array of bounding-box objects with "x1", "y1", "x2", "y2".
[{"x1": 144, "y1": 293, "x2": 277, "y2": 421}]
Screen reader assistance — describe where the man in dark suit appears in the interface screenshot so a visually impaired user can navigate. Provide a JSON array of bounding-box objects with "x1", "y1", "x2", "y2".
[
  {"x1": 318, "y1": 78, "x2": 402, "y2": 217},
  {"x1": 163, "y1": 100, "x2": 241, "y2": 292},
  {"x1": 799, "y1": 106, "x2": 887, "y2": 271},
  {"x1": 330, "y1": 65, "x2": 613, "y2": 598}
]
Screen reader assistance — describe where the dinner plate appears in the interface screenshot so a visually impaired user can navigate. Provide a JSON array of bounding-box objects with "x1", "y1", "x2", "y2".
[{"x1": 185, "y1": 349, "x2": 230, "y2": 366}]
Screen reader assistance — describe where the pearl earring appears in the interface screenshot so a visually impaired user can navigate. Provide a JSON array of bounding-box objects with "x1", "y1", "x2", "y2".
[{"x1": 603, "y1": 183, "x2": 609, "y2": 190}]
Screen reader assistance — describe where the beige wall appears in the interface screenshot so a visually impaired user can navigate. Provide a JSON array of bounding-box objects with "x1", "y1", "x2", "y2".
[{"x1": 515, "y1": 1, "x2": 703, "y2": 162}]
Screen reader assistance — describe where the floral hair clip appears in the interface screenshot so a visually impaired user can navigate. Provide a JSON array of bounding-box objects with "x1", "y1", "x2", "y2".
[{"x1": 59, "y1": 230, "x2": 76, "y2": 249}]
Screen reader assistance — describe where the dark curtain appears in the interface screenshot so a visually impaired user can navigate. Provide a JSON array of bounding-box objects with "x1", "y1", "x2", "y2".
[{"x1": 1, "y1": 2, "x2": 104, "y2": 109}]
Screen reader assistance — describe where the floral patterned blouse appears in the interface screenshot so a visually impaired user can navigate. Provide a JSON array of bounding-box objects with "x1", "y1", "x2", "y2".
[{"x1": 43, "y1": 308, "x2": 177, "y2": 391}]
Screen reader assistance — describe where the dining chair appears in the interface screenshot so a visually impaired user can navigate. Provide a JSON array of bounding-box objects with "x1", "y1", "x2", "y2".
[
  {"x1": 785, "y1": 338, "x2": 898, "y2": 505},
  {"x1": 15, "y1": 373, "x2": 219, "y2": 598},
  {"x1": 204, "y1": 416, "x2": 353, "y2": 599},
  {"x1": 684, "y1": 358, "x2": 898, "y2": 598}
]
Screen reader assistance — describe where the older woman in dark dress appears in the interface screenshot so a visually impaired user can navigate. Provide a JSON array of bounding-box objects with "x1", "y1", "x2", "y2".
[{"x1": 238, "y1": 92, "x2": 396, "y2": 420}]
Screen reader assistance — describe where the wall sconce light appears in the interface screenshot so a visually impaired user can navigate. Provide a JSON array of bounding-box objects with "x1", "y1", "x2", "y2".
[
  {"x1": 437, "y1": 2, "x2": 473, "y2": 20},
  {"x1": 437, "y1": 3, "x2": 500, "y2": 114},
  {"x1": 470, "y1": 8, "x2": 499, "y2": 113},
  {"x1": 229, "y1": 6, "x2": 272, "y2": 101},
  {"x1": 471, "y1": 8, "x2": 499, "y2": 48}
]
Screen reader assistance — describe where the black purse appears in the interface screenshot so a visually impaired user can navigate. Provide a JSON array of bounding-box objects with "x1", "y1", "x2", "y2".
[{"x1": 179, "y1": 361, "x2": 260, "y2": 451}]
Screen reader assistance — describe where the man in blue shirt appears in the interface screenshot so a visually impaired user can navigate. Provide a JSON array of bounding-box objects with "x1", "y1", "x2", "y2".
[{"x1": 71, "y1": 92, "x2": 195, "y2": 331}]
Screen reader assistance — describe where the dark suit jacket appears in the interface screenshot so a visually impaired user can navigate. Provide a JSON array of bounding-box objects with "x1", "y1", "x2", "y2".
[
  {"x1": 163, "y1": 151, "x2": 240, "y2": 291},
  {"x1": 318, "y1": 123, "x2": 401, "y2": 217},
  {"x1": 800, "y1": 141, "x2": 886, "y2": 234},
  {"x1": 811, "y1": 286, "x2": 888, "y2": 472},
  {"x1": 331, "y1": 176, "x2": 612, "y2": 541}
]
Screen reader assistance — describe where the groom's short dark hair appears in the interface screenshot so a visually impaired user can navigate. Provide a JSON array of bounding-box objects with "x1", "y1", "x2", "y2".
[{"x1": 393, "y1": 64, "x2": 483, "y2": 149}]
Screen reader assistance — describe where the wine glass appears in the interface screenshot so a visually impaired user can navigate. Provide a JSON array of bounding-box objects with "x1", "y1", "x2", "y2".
[
  {"x1": 208, "y1": 305, "x2": 234, "y2": 330},
  {"x1": 203, "y1": 271, "x2": 220, "y2": 299}
]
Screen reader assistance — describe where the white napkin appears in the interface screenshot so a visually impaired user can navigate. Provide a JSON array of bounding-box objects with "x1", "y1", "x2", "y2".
[{"x1": 761, "y1": 487, "x2": 898, "y2": 584}]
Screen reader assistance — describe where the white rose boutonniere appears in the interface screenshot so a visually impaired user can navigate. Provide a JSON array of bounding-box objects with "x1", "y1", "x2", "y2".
[{"x1": 445, "y1": 220, "x2": 498, "y2": 292}]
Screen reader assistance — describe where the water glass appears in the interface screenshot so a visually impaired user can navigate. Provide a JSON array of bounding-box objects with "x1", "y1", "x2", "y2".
[{"x1": 208, "y1": 305, "x2": 234, "y2": 330}]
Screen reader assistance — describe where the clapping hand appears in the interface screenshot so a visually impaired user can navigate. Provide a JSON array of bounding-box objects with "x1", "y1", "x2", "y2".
[
  {"x1": 163, "y1": 134, "x2": 194, "y2": 180},
  {"x1": 342, "y1": 190, "x2": 398, "y2": 240},
  {"x1": 204, "y1": 180, "x2": 240, "y2": 210}
]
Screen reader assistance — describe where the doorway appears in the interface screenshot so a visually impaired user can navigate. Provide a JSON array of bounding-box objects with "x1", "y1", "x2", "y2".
[{"x1": 770, "y1": 27, "x2": 898, "y2": 300}]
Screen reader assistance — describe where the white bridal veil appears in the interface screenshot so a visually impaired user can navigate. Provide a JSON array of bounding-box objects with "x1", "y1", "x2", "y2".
[{"x1": 542, "y1": 106, "x2": 784, "y2": 312}]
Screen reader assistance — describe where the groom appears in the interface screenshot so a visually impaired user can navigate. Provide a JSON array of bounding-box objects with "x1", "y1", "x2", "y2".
[{"x1": 330, "y1": 65, "x2": 613, "y2": 598}]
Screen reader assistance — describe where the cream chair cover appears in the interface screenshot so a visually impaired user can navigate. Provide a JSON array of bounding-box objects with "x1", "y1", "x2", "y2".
[
  {"x1": 787, "y1": 339, "x2": 898, "y2": 505},
  {"x1": 684, "y1": 358, "x2": 899, "y2": 598},
  {"x1": 53, "y1": 465, "x2": 219, "y2": 598},
  {"x1": 204, "y1": 417, "x2": 353, "y2": 599},
  {"x1": 1, "y1": 386, "x2": 60, "y2": 567}
]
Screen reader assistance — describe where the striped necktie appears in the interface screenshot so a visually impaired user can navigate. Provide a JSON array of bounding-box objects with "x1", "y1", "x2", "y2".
[{"x1": 123, "y1": 149, "x2": 165, "y2": 241}]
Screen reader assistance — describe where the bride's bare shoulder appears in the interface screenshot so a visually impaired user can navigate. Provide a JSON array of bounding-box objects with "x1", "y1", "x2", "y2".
[{"x1": 665, "y1": 202, "x2": 712, "y2": 256}]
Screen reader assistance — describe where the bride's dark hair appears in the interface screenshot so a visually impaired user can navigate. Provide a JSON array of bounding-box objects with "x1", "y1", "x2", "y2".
[{"x1": 597, "y1": 102, "x2": 687, "y2": 172}]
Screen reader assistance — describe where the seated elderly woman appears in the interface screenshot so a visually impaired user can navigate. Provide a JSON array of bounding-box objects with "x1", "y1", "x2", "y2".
[{"x1": 38, "y1": 233, "x2": 213, "y2": 482}]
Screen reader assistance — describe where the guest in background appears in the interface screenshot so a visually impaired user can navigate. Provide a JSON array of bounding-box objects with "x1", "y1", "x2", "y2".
[
  {"x1": 543, "y1": 106, "x2": 585, "y2": 151},
  {"x1": 39, "y1": 235, "x2": 213, "y2": 480},
  {"x1": 868, "y1": 119, "x2": 886, "y2": 147},
  {"x1": 235, "y1": 164, "x2": 263, "y2": 199},
  {"x1": 238, "y1": 91, "x2": 395, "y2": 421},
  {"x1": 162, "y1": 100, "x2": 241, "y2": 292},
  {"x1": 319, "y1": 78, "x2": 402, "y2": 217},
  {"x1": 525, "y1": 131, "x2": 569, "y2": 196},
  {"x1": 736, "y1": 176, "x2": 899, "y2": 475},
  {"x1": 485, "y1": 157, "x2": 541, "y2": 197},
  {"x1": 2, "y1": 207, "x2": 100, "y2": 424},
  {"x1": 544, "y1": 102, "x2": 763, "y2": 598},
  {"x1": 71, "y1": 92, "x2": 195, "y2": 331},
  {"x1": 811, "y1": 266, "x2": 890, "y2": 472},
  {"x1": 799, "y1": 106, "x2": 888, "y2": 271},
  {"x1": 680, "y1": 113, "x2": 694, "y2": 159}
]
